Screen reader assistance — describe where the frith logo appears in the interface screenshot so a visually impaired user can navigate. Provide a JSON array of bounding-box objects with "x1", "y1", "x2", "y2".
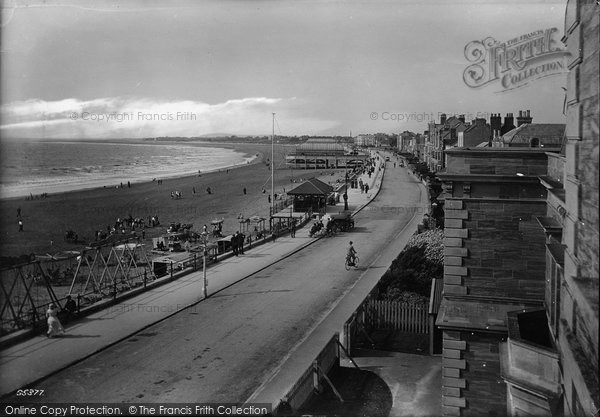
[{"x1": 463, "y1": 28, "x2": 570, "y2": 92}]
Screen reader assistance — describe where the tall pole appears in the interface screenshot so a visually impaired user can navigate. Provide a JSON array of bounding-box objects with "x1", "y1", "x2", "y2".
[
  {"x1": 344, "y1": 169, "x2": 349, "y2": 211},
  {"x1": 202, "y1": 233, "x2": 207, "y2": 298},
  {"x1": 271, "y1": 113, "x2": 275, "y2": 218}
]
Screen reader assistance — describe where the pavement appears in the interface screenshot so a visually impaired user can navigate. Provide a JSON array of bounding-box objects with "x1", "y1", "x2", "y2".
[
  {"x1": 333, "y1": 351, "x2": 441, "y2": 417},
  {"x1": 247, "y1": 153, "x2": 434, "y2": 412},
  {"x1": 0, "y1": 154, "x2": 388, "y2": 397},
  {"x1": 298, "y1": 350, "x2": 441, "y2": 417}
]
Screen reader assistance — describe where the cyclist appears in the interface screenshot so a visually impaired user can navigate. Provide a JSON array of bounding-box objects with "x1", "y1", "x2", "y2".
[{"x1": 346, "y1": 241, "x2": 357, "y2": 266}]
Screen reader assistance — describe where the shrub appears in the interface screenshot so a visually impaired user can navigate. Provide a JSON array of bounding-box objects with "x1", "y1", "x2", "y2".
[{"x1": 378, "y1": 229, "x2": 444, "y2": 299}]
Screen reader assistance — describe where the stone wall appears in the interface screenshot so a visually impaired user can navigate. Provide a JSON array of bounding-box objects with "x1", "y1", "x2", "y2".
[
  {"x1": 546, "y1": 153, "x2": 566, "y2": 184},
  {"x1": 440, "y1": 330, "x2": 508, "y2": 416},
  {"x1": 575, "y1": 4, "x2": 599, "y2": 281},
  {"x1": 560, "y1": 0, "x2": 599, "y2": 414},
  {"x1": 460, "y1": 332, "x2": 506, "y2": 417},
  {"x1": 444, "y1": 198, "x2": 547, "y2": 300},
  {"x1": 444, "y1": 151, "x2": 550, "y2": 176}
]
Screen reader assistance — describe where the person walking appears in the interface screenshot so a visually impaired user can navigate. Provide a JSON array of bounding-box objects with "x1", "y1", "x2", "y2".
[
  {"x1": 243, "y1": 187, "x2": 247, "y2": 195},
  {"x1": 232, "y1": 232, "x2": 239, "y2": 256},
  {"x1": 63, "y1": 296, "x2": 78, "y2": 323},
  {"x1": 239, "y1": 232, "x2": 245, "y2": 254},
  {"x1": 46, "y1": 304, "x2": 65, "y2": 338},
  {"x1": 290, "y1": 218, "x2": 296, "y2": 238}
]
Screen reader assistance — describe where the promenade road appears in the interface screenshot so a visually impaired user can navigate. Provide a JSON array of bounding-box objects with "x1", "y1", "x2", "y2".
[{"x1": 2, "y1": 152, "x2": 428, "y2": 406}]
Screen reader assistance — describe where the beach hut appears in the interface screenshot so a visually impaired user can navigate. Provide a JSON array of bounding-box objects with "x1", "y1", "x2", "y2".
[{"x1": 286, "y1": 178, "x2": 334, "y2": 214}]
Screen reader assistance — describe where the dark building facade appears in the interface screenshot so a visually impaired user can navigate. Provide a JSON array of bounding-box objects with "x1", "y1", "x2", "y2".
[
  {"x1": 436, "y1": 147, "x2": 561, "y2": 416},
  {"x1": 555, "y1": 0, "x2": 599, "y2": 414},
  {"x1": 435, "y1": 1, "x2": 598, "y2": 415}
]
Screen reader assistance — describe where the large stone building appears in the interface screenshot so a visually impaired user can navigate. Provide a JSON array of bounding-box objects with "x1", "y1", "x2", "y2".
[
  {"x1": 499, "y1": 1, "x2": 599, "y2": 413},
  {"x1": 354, "y1": 134, "x2": 376, "y2": 147},
  {"x1": 398, "y1": 130, "x2": 416, "y2": 152},
  {"x1": 436, "y1": 147, "x2": 560, "y2": 416},
  {"x1": 435, "y1": 0, "x2": 598, "y2": 415},
  {"x1": 458, "y1": 118, "x2": 491, "y2": 148},
  {"x1": 426, "y1": 114, "x2": 468, "y2": 172},
  {"x1": 551, "y1": 0, "x2": 598, "y2": 414}
]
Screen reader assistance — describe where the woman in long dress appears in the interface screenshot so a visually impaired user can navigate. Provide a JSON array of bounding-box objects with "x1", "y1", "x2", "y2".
[{"x1": 46, "y1": 304, "x2": 64, "y2": 338}]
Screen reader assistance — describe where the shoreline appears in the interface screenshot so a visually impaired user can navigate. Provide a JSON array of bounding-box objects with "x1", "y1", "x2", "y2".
[
  {"x1": 0, "y1": 140, "x2": 264, "y2": 201},
  {"x1": 0, "y1": 141, "x2": 348, "y2": 258}
]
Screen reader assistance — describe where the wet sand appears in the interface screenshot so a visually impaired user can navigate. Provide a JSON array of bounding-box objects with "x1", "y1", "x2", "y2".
[{"x1": 0, "y1": 141, "x2": 347, "y2": 258}]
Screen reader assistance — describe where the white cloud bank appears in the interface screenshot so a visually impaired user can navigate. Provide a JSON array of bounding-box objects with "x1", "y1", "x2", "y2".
[{"x1": 0, "y1": 96, "x2": 339, "y2": 139}]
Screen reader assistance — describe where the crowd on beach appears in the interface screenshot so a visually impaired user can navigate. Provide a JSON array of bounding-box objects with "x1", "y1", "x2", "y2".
[
  {"x1": 95, "y1": 214, "x2": 159, "y2": 241},
  {"x1": 25, "y1": 192, "x2": 49, "y2": 200}
]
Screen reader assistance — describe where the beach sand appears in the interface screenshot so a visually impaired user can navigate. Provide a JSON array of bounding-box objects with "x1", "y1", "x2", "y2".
[{"x1": 0, "y1": 142, "x2": 349, "y2": 258}]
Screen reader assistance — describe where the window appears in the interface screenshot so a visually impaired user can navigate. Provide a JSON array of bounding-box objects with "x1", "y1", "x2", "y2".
[{"x1": 531, "y1": 138, "x2": 540, "y2": 147}]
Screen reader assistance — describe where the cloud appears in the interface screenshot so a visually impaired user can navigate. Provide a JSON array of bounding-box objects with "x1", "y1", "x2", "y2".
[{"x1": 0, "y1": 96, "x2": 337, "y2": 139}]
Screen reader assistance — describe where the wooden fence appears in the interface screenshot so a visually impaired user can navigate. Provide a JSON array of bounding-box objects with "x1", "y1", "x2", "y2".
[{"x1": 364, "y1": 299, "x2": 429, "y2": 334}]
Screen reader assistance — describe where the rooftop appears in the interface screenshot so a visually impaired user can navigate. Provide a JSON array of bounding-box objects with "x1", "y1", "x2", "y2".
[
  {"x1": 502, "y1": 123, "x2": 565, "y2": 146},
  {"x1": 287, "y1": 178, "x2": 334, "y2": 196},
  {"x1": 436, "y1": 296, "x2": 543, "y2": 332}
]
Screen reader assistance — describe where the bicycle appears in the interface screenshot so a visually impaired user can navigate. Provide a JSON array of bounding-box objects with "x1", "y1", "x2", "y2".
[{"x1": 345, "y1": 255, "x2": 359, "y2": 270}]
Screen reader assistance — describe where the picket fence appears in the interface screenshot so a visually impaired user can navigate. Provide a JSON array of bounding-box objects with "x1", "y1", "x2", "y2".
[{"x1": 364, "y1": 299, "x2": 429, "y2": 334}]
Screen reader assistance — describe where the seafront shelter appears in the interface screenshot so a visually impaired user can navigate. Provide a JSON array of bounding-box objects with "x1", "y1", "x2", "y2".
[{"x1": 287, "y1": 178, "x2": 333, "y2": 214}]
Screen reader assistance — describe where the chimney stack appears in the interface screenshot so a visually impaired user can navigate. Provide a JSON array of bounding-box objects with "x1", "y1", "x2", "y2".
[
  {"x1": 440, "y1": 113, "x2": 447, "y2": 124},
  {"x1": 490, "y1": 113, "x2": 502, "y2": 141},
  {"x1": 501, "y1": 113, "x2": 515, "y2": 135},
  {"x1": 517, "y1": 110, "x2": 532, "y2": 126},
  {"x1": 458, "y1": 114, "x2": 466, "y2": 123},
  {"x1": 516, "y1": 109, "x2": 533, "y2": 126}
]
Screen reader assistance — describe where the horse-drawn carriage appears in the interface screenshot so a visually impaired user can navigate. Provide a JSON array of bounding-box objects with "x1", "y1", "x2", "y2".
[
  {"x1": 328, "y1": 211, "x2": 355, "y2": 233},
  {"x1": 310, "y1": 211, "x2": 355, "y2": 237}
]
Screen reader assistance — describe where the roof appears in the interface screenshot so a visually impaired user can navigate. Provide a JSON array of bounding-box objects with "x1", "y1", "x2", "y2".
[
  {"x1": 444, "y1": 116, "x2": 464, "y2": 128},
  {"x1": 296, "y1": 139, "x2": 346, "y2": 153},
  {"x1": 502, "y1": 123, "x2": 565, "y2": 145},
  {"x1": 287, "y1": 178, "x2": 334, "y2": 196},
  {"x1": 435, "y1": 296, "x2": 542, "y2": 332}
]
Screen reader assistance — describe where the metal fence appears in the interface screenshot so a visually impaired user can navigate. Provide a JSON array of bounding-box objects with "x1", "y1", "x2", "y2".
[{"x1": 1, "y1": 261, "x2": 65, "y2": 335}]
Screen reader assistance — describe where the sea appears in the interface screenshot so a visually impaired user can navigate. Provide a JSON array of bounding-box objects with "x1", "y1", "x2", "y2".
[{"x1": 0, "y1": 139, "x2": 256, "y2": 199}]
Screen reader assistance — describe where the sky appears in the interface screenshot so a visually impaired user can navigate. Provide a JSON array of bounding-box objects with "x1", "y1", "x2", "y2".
[{"x1": 0, "y1": 0, "x2": 569, "y2": 139}]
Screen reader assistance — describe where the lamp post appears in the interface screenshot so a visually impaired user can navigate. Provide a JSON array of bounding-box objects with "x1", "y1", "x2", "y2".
[
  {"x1": 343, "y1": 170, "x2": 349, "y2": 211},
  {"x1": 201, "y1": 232, "x2": 208, "y2": 298}
]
